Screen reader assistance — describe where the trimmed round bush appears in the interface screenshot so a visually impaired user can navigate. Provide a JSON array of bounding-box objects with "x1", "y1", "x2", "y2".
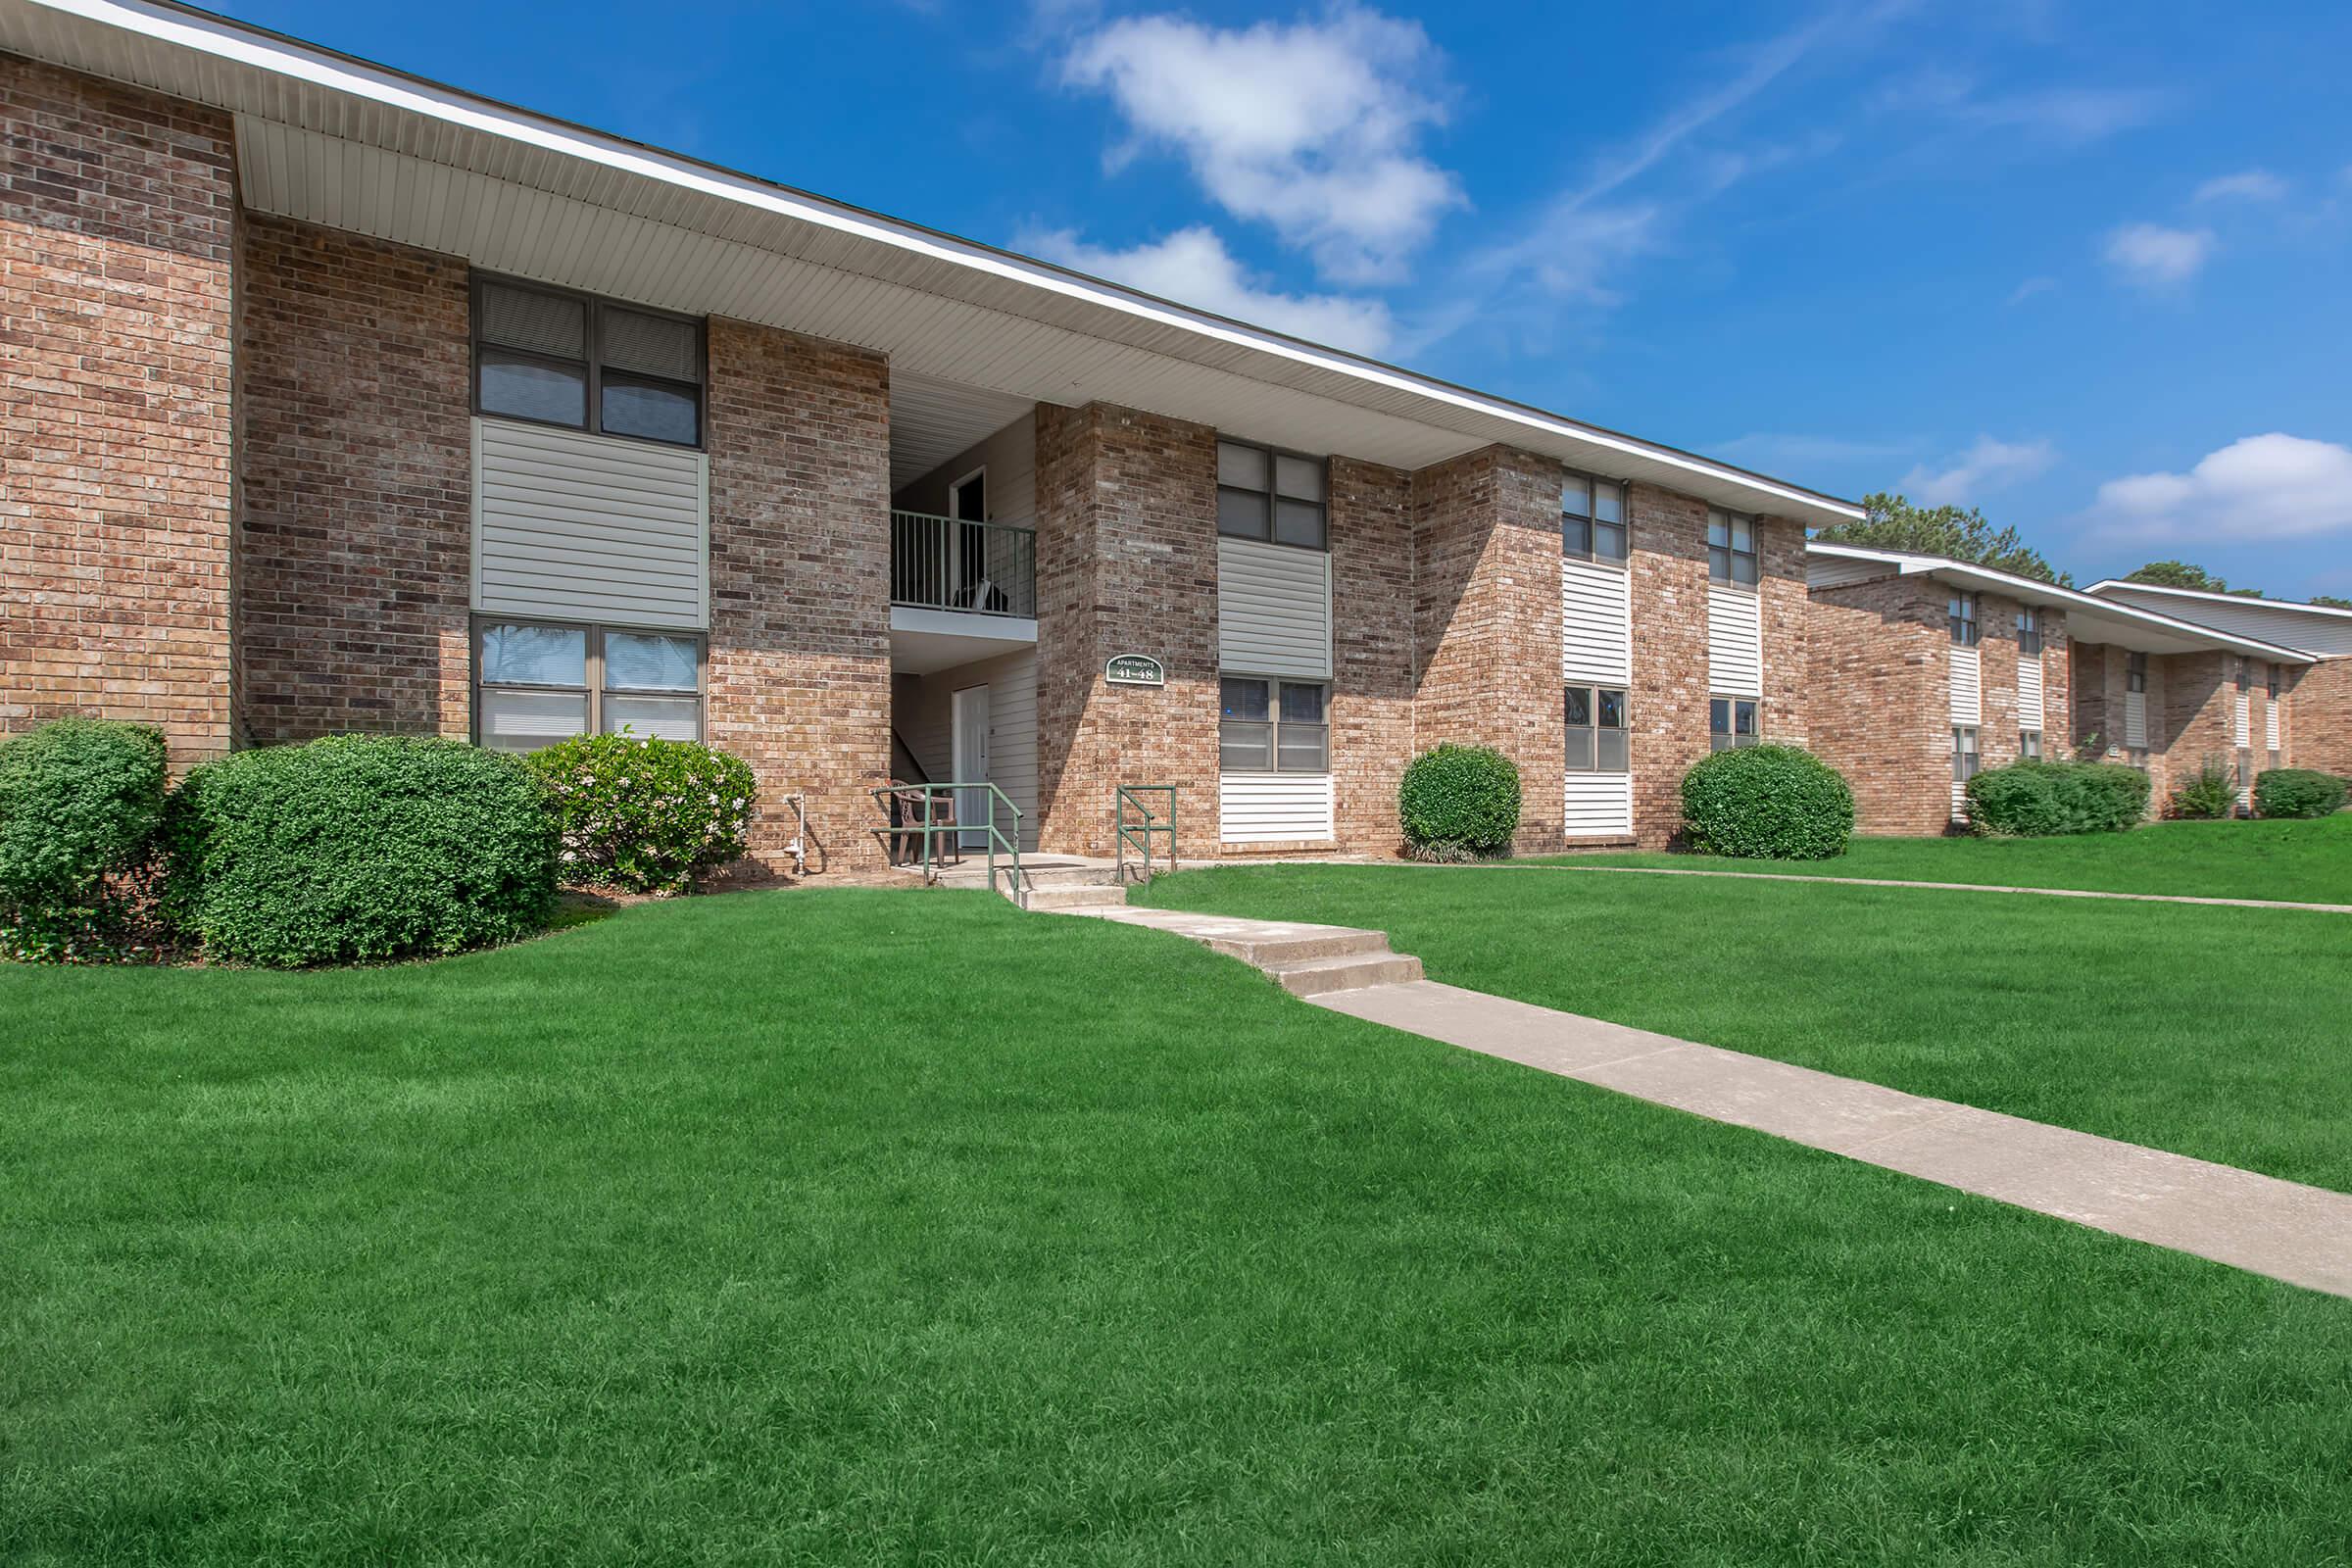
[
  {"x1": 522, "y1": 733, "x2": 757, "y2": 894},
  {"x1": 167, "y1": 736, "x2": 556, "y2": 967},
  {"x1": 1679, "y1": 744, "x2": 1853, "y2": 860},
  {"x1": 0, "y1": 717, "x2": 170, "y2": 960},
  {"x1": 2167, "y1": 758, "x2": 2239, "y2": 820},
  {"x1": 1398, "y1": 744, "x2": 1521, "y2": 857},
  {"x1": 1966, "y1": 760, "x2": 2148, "y2": 837},
  {"x1": 2255, "y1": 768, "x2": 2347, "y2": 819}
]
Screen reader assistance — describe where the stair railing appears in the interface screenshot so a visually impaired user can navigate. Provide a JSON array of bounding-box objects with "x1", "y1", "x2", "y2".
[
  {"x1": 871, "y1": 780, "x2": 1024, "y2": 897},
  {"x1": 1113, "y1": 785, "x2": 1178, "y2": 884}
]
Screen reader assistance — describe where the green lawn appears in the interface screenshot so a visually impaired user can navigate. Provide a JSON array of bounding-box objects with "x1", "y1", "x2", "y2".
[
  {"x1": 1140, "y1": 864, "x2": 2352, "y2": 1194},
  {"x1": 1530, "y1": 812, "x2": 2352, "y2": 904},
  {"x1": 4, "y1": 890, "x2": 2347, "y2": 1563}
]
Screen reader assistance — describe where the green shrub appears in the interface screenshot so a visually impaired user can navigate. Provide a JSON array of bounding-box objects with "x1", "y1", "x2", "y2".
[
  {"x1": 1398, "y1": 744, "x2": 1521, "y2": 857},
  {"x1": 1966, "y1": 760, "x2": 2149, "y2": 837},
  {"x1": 167, "y1": 736, "x2": 555, "y2": 967},
  {"x1": 522, "y1": 733, "x2": 757, "y2": 894},
  {"x1": 2167, "y1": 757, "x2": 2240, "y2": 821},
  {"x1": 1680, "y1": 744, "x2": 1853, "y2": 859},
  {"x1": 2254, "y1": 768, "x2": 2347, "y2": 819},
  {"x1": 0, "y1": 718, "x2": 171, "y2": 960}
]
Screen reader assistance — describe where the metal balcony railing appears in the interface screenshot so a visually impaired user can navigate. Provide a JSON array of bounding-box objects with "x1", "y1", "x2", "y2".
[{"x1": 890, "y1": 510, "x2": 1037, "y2": 617}]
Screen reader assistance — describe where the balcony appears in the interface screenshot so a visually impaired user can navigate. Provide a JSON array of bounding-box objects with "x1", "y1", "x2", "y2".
[{"x1": 891, "y1": 510, "x2": 1036, "y2": 618}]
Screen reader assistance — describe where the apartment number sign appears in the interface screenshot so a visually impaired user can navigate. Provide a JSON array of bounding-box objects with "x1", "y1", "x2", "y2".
[{"x1": 1103, "y1": 654, "x2": 1166, "y2": 687}]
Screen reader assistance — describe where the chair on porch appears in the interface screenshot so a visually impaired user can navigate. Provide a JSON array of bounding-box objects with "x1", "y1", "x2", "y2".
[{"x1": 874, "y1": 780, "x2": 960, "y2": 869}]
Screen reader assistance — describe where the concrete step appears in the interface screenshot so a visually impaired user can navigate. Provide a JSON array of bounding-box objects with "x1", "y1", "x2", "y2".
[
  {"x1": 1200, "y1": 927, "x2": 1391, "y2": 965},
  {"x1": 1016, "y1": 884, "x2": 1129, "y2": 911},
  {"x1": 1265, "y1": 950, "x2": 1425, "y2": 998}
]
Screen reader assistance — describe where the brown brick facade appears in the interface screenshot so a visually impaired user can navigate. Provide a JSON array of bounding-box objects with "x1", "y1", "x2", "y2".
[
  {"x1": 1329, "y1": 457, "x2": 1416, "y2": 853},
  {"x1": 1625, "y1": 484, "x2": 1710, "y2": 845},
  {"x1": 234, "y1": 214, "x2": 472, "y2": 744},
  {"x1": 2291, "y1": 659, "x2": 2352, "y2": 780},
  {"x1": 704, "y1": 320, "x2": 894, "y2": 875},
  {"x1": 1, "y1": 56, "x2": 234, "y2": 762},
  {"x1": 1031, "y1": 402, "x2": 1221, "y2": 857},
  {"x1": 1806, "y1": 573, "x2": 1950, "y2": 836}
]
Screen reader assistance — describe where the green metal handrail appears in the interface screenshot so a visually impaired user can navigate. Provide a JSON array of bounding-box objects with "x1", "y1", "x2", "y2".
[
  {"x1": 1113, "y1": 784, "x2": 1177, "y2": 884},
  {"x1": 871, "y1": 779, "x2": 1024, "y2": 896}
]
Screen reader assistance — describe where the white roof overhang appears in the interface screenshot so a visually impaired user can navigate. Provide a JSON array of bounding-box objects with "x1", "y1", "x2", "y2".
[{"x1": 0, "y1": 0, "x2": 1865, "y2": 526}]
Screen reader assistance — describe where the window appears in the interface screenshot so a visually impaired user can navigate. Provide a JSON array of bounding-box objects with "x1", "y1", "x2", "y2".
[
  {"x1": 1219, "y1": 676, "x2": 1328, "y2": 772},
  {"x1": 1708, "y1": 697, "x2": 1758, "y2": 752},
  {"x1": 1562, "y1": 473, "x2": 1628, "y2": 564},
  {"x1": 1947, "y1": 593, "x2": 1980, "y2": 647},
  {"x1": 1565, "y1": 685, "x2": 1630, "y2": 771},
  {"x1": 475, "y1": 620, "x2": 704, "y2": 751},
  {"x1": 2020, "y1": 729, "x2": 2041, "y2": 760},
  {"x1": 1216, "y1": 439, "x2": 1326, "y2": 549},
  {"x1": 474, "y1": 276, "x2": 705, "y2": 447},
  {"x1": 1706, "y1": 509, "x2": 1758, "y2": 585},
  {"x1": 2267, "y1": 663, "x2": 2280, "y2": 700},
  {"x1": 2016, "y1": 606, "x2": 2041, "y2": 655},
  {"x1": 1952, "y1": 726, "x2": 1980, "y2": 782},
  {"x1": 2127, "y1": 651, "x2": 2147, "y2": 693},
  {"x1": 2235, "y1": 657, "x2": 2251, "y2": 691}
]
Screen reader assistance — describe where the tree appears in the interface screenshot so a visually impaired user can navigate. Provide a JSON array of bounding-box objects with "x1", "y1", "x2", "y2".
[
  {"x1": 2123, "y1": 561, "x2": 2264, "y2": 597},
  {"x1": 1814, "y1": 493, "x2": 2072, "y2": 585},
  {"x1": 2310, "y1": 594, "x2": 2352, "y2": 611}
]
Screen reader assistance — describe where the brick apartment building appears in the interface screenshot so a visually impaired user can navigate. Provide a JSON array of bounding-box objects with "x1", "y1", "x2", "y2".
[
  {"x1": 1807, "y1": 543, "x2": 2319, "y2": 833},
  {"x1": 0, "y1": 0, "x2": 1863, "y2": 872}
]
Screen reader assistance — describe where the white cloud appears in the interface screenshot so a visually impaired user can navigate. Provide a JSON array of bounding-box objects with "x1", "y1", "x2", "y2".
[
  {"x1": 1058, "y1": 5, "x2": 1461, "y2": 283},
  {"x1": 1027, "y1": 225, "x2": 1395, "y2": 354},
  {"x1": 2086, "y1": 434, "x2": 2352, "y2": 541},
  {"x1": 2103, "y1": 222, "x2": 2216, "y2": 289},
  {"x1": 2007, "y1": 275, "x2": 2056, "y2": 304},
  {"x1": 1959, "y1": 85, "x2": 2166, "y2": 143},
  {"x1": 2192, "y1": 169, "x2": 2287, "y2": 204},
  {"x1": 1900, "y1": 437, "x2": 2057, "y2": 506}
]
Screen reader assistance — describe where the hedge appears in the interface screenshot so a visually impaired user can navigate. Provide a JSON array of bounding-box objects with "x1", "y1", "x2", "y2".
[
  {"x1": 0, "y1": 718, "x2": 171, "y2": 960},
  {"x1": 1965, "y1": 760, "x2": 2149, "y2": 837},
  {"x1": 1398, "y1": 744, "x2": 1521, "y2": 857},
  {"x1": 523, "y1": 733, "x2": 758, "y2": 894},
  {"x1": 1679, "y1": 744, "x2": 1853, "y2": 860},
  {"x1": 2254, "y1": 768, "x2": 2347, "y2": 819},
  {"x1": 167, "y1": 735, "x2": 556, "y2": 967}
]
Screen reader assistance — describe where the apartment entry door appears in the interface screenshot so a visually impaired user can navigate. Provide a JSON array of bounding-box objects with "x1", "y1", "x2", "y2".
[{"x1": 952, "y1": 684, "x2": 990, "y2": 850}]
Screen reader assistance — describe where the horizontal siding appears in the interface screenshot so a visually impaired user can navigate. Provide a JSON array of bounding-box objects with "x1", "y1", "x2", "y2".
[
  {"x1": 2095, "y1": 586, "x2": 2352, "y2": 658},
  {"x1": 2017, "y1": 655, "x2": 2044, "y2": 729},
  {"x1": 2267, "y1": 699, "x2": 2281, "y2": 750},
  {"x1": 1707, "y1": 584, "x2": 1762, "y2": 696},
  {"x1": 1952, "y1": 780, "x2": 1967, "y2": 821},
  {"x1": 1949, "y1": 646, "x2": 1982, "y2": 726},
  {"x1": 2124, "y1": 691, "x2": 2148, "y2": 748},
  {"x1": 1561, "y1": 559, "x2": 1631, "y2": 685},
  {"x1": 2233, "y1": 692, "x2": 2251, "y2": 746},
  {"x1": 1220, "y1": 773, "x2": 1333, "y2": 843},
  {"x1": 474, "y1": 416, "x2": 709, "y2": 629},
  {"x1": 1563, "y1": 772, "x2": 1633, "y2": 836},
  {"x1": 1218, "y1": 537, "x2": 1332, "y2": 680}
]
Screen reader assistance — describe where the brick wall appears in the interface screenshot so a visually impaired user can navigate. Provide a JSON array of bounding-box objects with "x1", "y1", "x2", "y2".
[
  {"x1": 234, "y1": 214, "x2": 472, "y2": 743},
  {"x1": 1805, "y1": 573, "x2": 1949, "y2": 836},
  {"x1": 1329, "y1": 457, "x2": 1415, "y2": 852},
  {"x1": 1031, "y1": 402, "x2": 1221, "y2": 856},
  {"x1": 1, "y1": 56, "x2": 234, "y2": 763},
  {"x1": 1757, "y1": 516, "x2": 1811, "y2": 751},
  {"x1": 1626, "y1": 484, "x2": 1711, "y2": 846},
  {"x1": 705, "y1": 319, "x2": 893, "y2": 875},
  {"x1": 2286, "y1": 659, "x2": 2351, "y2": 779},
  {"x1": 1977, "y1": 591, "x2": 2026, "y2": 773},
  {"x1": 1410, "y1": 445, "x2": 1563, "y2": 853}
]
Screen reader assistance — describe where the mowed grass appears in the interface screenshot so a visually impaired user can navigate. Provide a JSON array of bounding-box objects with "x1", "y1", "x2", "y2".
[
  {"x1": 1531, "y1": 811, "x2": 2352, "y2": 904},
  {"x1": 4, "y1": 890, "x2": 2348, "y2": 1564},
  {"x1": 1140, "y1": 864, "x2": 2352, "y2": 1193}
]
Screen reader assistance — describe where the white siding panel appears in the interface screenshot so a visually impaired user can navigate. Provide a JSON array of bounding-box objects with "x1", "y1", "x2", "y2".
[
  {"x1": 473, "y1": 416, "x2": 708, "y2": 628},
  {"x1": 2233, "y1": 692, "x2": 2251, "y2": 747},
  {"x1": 1220, "y1": 773, "x2": 1334, "y2": 843},
  {"x1": 1949, "y1": 646, "x2": 1982, "y2": 726},
  {"x1": 1217, "y1": 537, "x2": 1332, "y2": 679},
  {"x1": 1952, "y1": 780, "x2": 1967, "y2": 820},
  {"x1": 1563, "y1": 773, "x2": 1633, "y2": 837},
  {"x1": 2017, "y1": 654, "x2": 2044, "y2": 729},
  {"x1": 2266, "y1": 698, "x2": 2280, "y2": 751},
  {"x1": 1561, "y1": 560, "x2": 1632, "y2": 685},
  {"x1": 1707, "y1": 584, "x2": 1763, "y2": 696},
  {"x1": 2123, "y1": 691, "x2": 2148, "y2": 748}
]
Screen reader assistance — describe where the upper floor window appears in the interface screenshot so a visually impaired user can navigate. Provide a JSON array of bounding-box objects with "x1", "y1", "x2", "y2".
[
  {"x1": 1706, "y1": 509, "x2": 1758, "y2": 586},
  {"x1": 1217, "y1": 440, "x2": 1327, "y2": 549},
  {"x1": 2268, "y1": 663, "x2": 2280, "y2": 700},
  {"x1": 1948, "y1": 592, "x2": 1980, "y2": 647},
  {"x1": 2016, "y1": 606, "x2": 2041, "y2": 656},
  {"x1": 474, "y1": 276, "x2": 705, "y2": 448},
  {"x1": 2127, "y1": 651, "x2": 2147, "y2": 693},
  {"x1": 1562, "y1": 474, "x2": 1628, "y2": 564},
  {"x1": 2235, "y1": 657, "x2": 2251, "y2": 690}
]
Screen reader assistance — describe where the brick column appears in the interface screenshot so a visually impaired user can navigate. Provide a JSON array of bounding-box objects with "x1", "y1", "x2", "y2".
[
  {"x1": 705, "y1": 320, "x2": 892, "y2": 875},
  {"x1": 1757, "y1": 516, "x2": 1810, "y2": 749},
  {"x1": 1, "y1": 59, "x2": 234, "y2": 764},
  {"x1": 1979, "y1": 592, "x2": 2024, "y2": 771},
  {"x1": 1627, "y1": 484, "x2": 1710, "y2": 846},
  {"x1": 1330, "y1": 458, "x2": 1415, "y2": 853},
  {"x1": 1804, "y1": 574, "x2": 1948, "y2": 836}
]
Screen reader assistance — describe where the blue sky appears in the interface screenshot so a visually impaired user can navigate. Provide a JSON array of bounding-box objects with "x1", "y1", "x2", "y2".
[{"x1": 222, "y1": 0, "x2": 2352, "y2": 598}]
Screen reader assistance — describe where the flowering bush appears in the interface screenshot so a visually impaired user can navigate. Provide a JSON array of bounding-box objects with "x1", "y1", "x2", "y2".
[{"x1": 523, "y1": 733, "x2": 758, "y2": 894}]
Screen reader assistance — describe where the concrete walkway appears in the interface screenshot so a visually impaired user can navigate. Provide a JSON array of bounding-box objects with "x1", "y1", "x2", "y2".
[{"x1": 1049, "y1": 901, "x2": 2352, "y2": 1297}]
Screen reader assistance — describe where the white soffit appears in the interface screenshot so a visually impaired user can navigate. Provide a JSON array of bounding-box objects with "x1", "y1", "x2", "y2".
[
  {"x1": 890, "y1": 373, "x2": 1032, "y2": 491},
  {"x1": 0, "y1": 0, "x2": 1864, "y2": 524}
]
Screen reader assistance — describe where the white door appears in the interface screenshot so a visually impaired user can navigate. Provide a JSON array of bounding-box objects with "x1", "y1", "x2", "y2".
[{"x1": 952, "y1": 684, "x2": 990, "y2": 849}]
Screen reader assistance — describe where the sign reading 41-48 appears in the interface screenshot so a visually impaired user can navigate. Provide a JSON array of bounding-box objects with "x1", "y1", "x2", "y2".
[{"x1": 1103, "y1": 654, "x2": 1166, "y2": 688}]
